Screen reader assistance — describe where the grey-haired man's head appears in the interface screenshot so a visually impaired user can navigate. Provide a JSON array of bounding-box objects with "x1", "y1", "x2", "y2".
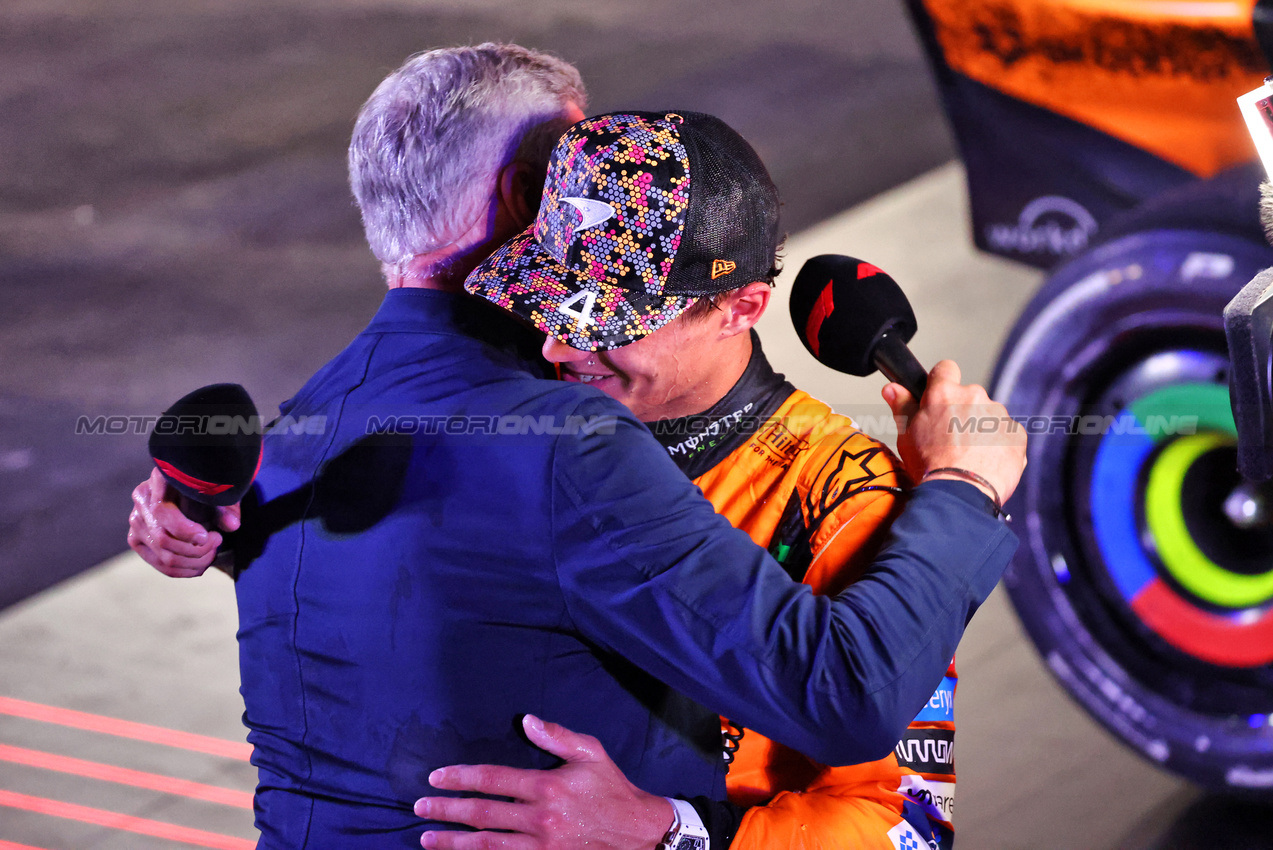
[{"x1": 348, "y1": 43, "x2": 586, "y2": 282}]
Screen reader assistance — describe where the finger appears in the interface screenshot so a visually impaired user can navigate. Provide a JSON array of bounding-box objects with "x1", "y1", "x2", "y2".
[
  {"x1": 149, "y1": 500, "x2": 211, "y2": 548},
  {"x1": 522, "y1": 714, "x2": 602, "y2": 763},
  {"x1": 146, "y1": 467, "x2": 186, "y2": 520},
  {"x1": 127, "y1": 525, "x2": 157, "y2": 563},
  {"x1": 132, "y1": 478, "x2": 153, "y2": 512},
  {"x1": 414, "y1": 797, "x2": 528, "y2": 832},
  {"x1": 429, "y1": 764, "x2": 539, "y2": 801},
  {"x1": 132, "y1": 499, "x2": 215, "y2": 560},
  {"x1": 151, "y1": 543, "x2": 219, "y2": 574},
  {"x1": 421, "y1": 830, "x2": 534, "y2": 850},
  {"x1": 928, "y1": 359, "x2": 961, "y2": 387},
  {"x1": 136, "y1": 518, "x2": 220, "y2": 572},
  {"x1": 148, "y1": 466, "x2": 168, "y2": 496},
  {"x1": 882, "y1": 383, "x2": 918, "y2": 435},
  {"x1": 217, "y1": 502, "x2": 242, "y2": 533},
  {"x1": 146, "y1": 504, "x2": 216, "y2": 556},
  {"x1": 130, "y1": 531, "x2": 209, "y2": 577},
  {"x1": 142, "y1": 467, "x2": 213, "y2": 545},
  {"x1": 132, "y1": 481, "x2": 158, "y2": 525},
  {"x1": 881, "y1": 382, "x2": 916, "y2": 416},
  {"x1": 128, "y1": 515, "x2": 158, "y2": 559}
]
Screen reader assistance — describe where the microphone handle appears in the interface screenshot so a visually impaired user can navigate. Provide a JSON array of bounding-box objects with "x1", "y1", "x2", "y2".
[
  {"x1": 177, "y1": 493, "x2": 218, "y2": 531},
  {"x1": 873, "y1": 332, "x2": 928, "y2": 400}
]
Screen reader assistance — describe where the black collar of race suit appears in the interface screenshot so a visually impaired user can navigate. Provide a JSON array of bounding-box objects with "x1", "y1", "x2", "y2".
[{"x1": 647, "y1": 331, "x2": 796, "y2": 479}]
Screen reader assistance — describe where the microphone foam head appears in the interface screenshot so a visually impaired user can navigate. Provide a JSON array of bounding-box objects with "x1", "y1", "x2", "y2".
[
  {"x1": 789, "y1": 254, "x2": 917, "y2": 376},
  {"x1": 148, "y1": 383, "x2": 262, "y2": 507}
]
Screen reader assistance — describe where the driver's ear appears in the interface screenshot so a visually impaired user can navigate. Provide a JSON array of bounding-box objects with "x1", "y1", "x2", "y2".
[
  {"x1": 497, "y1": 161, "x2": 541, "y2": 226},
  {"x1": 719, "y1": 281, "x2": 772, "y2": 338}
]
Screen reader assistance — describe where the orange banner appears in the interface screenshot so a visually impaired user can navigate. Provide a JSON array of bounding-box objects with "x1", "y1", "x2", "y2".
[{"x1": 924, "y1": 0, "x2": 1269, "y2": 175}]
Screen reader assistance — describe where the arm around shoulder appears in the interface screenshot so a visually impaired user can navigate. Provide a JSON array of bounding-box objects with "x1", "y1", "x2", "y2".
[{"x1": 549, "y1": 395, "x2": 1016, "y2": 766}]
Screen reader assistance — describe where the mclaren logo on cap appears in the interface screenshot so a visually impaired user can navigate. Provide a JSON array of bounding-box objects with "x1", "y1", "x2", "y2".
[
  {"x1": 711, "y1": 260, "x2": 736, "y2": 280},
  {"x1": 561, "y1": 198, "x2": 615, "y2": 234}
]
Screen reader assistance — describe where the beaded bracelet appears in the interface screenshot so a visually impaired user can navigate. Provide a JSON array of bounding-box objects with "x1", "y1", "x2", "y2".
[{"x1": 921, "y1": 467, "x2": 1009, "y2": 521}]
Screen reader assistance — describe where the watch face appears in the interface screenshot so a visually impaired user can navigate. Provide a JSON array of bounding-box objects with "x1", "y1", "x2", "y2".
[{"x1": 675, "y1": 837, "x2": 707, "y2": 850}]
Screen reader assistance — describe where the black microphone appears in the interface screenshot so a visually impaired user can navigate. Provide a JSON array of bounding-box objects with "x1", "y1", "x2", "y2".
[
  {"x1": 789, "y1": 254, "x2": 928, "y2": 399},
  {"x1": 148, "y1": 383, "x2": 263, "y2": 529}
]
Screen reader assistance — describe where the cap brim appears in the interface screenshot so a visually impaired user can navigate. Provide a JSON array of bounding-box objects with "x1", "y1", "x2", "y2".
[{"x1": 464, "y1": 227, "x2": 695, "y2": 351}]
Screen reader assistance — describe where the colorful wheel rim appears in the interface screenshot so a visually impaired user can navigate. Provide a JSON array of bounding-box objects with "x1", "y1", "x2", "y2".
[{"x1": 1089, "y1": 381, "x2": 1273, "y2": 668}]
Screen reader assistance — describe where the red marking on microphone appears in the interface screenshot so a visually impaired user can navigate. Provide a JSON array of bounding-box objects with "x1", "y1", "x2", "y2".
[
  {"x1": 0, "y1": 840, "x2": 56, "y2": 850},
  {"x1": 0, "y1": 697, "x2": 252, "y2": 761},
  {"x1": 0, "y1": 744, "x2": 252, "y2": 809},
  {"x1": 857, "y1": 263, "x2": 883, "y2": 279},
  {"x1": 0, "y1": 791, "x2": 254, "y2": 850},
  {"x1": 153, "y1": 459, "x2": 234, "y2": 496},
  {"x1": 805, "y1": 280, "x2": 836, "y2": 358}
]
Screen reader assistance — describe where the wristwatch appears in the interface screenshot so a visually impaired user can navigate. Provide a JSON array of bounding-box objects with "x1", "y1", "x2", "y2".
[{"x1": 656, "y1": 798, "x2": 709, "y2": 850}]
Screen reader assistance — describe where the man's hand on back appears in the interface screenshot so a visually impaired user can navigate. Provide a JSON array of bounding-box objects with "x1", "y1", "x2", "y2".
[
  {"x1": 883, "y1": 359, "x2": 1027, "y2": 506},
  {"x1": 127, "y1": 466, "x2": 241, "y2": 577},
  {"x1": 415, "y1": 715, "x2": 673, "y2": 850}
]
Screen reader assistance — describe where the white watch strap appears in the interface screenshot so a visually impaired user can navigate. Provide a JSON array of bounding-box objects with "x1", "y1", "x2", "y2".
[{"x1": 662, "y1": 798, "x2": 709, "y2": 850}]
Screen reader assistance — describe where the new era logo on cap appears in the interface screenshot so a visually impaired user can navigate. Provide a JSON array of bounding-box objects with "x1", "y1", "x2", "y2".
[
  {"x1": 465, "y1": 111, "x2": 781, "y2": 351},
  {"x1": 711, "y1": 260, "x2": 736, "y2": 280}
]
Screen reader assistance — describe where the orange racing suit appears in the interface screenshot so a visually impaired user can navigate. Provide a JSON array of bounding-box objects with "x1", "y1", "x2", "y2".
[{"x1": 649, "y1": 336, "x2": 956, "y2": 850}]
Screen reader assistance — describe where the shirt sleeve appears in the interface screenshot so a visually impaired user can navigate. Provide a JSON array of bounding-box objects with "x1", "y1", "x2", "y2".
[{"x1": 549, "y1": 395, "x2": 1016, "y2": 767}]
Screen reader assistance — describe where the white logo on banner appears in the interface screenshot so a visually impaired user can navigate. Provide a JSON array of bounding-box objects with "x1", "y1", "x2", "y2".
[{"x1": 985, "y1": 195, "x2": 1098, "y2": 257}]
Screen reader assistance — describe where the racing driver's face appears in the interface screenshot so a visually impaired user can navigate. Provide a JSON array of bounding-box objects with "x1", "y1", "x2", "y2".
[
  {"x1": 540, "y1": 283, "x2": 770, "y2": 423},
  {"x1": 541, "y1": 313, "x2": 724, "y2": 422}
]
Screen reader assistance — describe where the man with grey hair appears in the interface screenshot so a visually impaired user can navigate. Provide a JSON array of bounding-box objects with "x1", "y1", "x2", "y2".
[
  {"x1": 349, "y1": 42, "x2": 586, "y2": 288},
  {"x1": 129, "y1": 43, "x2": 1021, "y2": 850},
  {"x1": 132, "y1": 41, "x2": 585, "y2": 572}
]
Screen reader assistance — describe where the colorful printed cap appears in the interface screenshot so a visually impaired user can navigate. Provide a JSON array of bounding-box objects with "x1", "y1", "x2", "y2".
[{"x1": 465, "y1": 111, "x2": 781, "y2": 350}]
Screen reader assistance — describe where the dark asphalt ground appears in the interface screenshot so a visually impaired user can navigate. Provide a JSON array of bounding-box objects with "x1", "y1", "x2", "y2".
[{"x1": 0, "y1": 0, "x2": 955, "y2": 609}]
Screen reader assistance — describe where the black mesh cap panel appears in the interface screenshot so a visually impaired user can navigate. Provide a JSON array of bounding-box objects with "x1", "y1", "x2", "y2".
[
  {"x1": 464, "y1": 110, "x2": 783, "y2": 350},
  {"x1": 664, "y1": 112, "x2": 782, "y2": 297}
]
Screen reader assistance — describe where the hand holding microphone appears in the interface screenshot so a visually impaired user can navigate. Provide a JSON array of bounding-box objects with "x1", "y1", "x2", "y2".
[
  {"x1": 128, "y1": 383, "x2": 261, "y2": 577},
  {"x1": 129, "y1": 468, "x2": 242, "y2": 577},
  {"x1": 790, "y1": 254, "x2": 1027, "y2": 510}
]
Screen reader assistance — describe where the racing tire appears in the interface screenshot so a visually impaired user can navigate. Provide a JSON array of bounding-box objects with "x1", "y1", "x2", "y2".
[{"x1": 990, "y1": 228, "x2": 1273, "y2": 793}]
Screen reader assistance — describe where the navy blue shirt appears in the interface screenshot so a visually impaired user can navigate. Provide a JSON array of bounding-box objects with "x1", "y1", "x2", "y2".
[{"x1": 233, "y1": 288, "x2": 1016, "y2": 847}]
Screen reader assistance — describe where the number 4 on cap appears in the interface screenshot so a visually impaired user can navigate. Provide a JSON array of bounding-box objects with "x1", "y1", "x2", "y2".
[{"x1": 559, "y1": 290, "x2": 598, "y2": 327}]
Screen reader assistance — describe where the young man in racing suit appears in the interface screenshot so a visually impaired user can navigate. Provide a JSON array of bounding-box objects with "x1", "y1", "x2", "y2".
[
  {"x1": 419, "y1": 113, "x2": 991, "y2": 850},
  {"x1": 644, "y1": 323, "x2": 957, "y2": 850}
]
